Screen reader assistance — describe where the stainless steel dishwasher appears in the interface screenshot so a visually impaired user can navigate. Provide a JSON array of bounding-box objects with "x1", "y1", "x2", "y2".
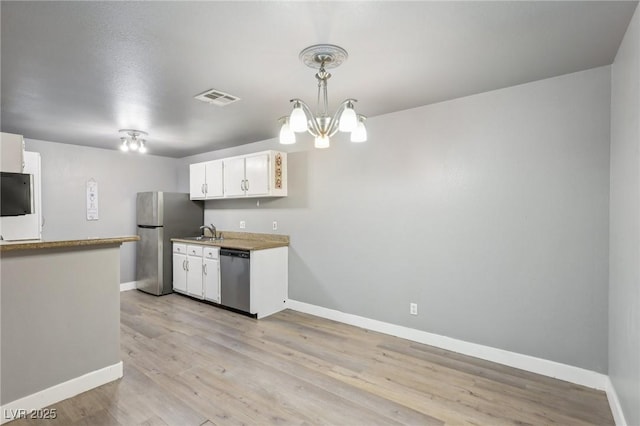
[{"x1": 219, "y1": 248, "x2": 251, "y2": 313}]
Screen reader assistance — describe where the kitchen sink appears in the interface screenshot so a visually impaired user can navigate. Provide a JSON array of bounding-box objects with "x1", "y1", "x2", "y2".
[{"x1": 180, "y1": 236, "x2": 223, "y2": 242}]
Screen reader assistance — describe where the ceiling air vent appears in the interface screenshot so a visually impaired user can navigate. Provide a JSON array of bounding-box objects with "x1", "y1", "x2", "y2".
[{"x1": 194, "y1": 88, "x2": 241, "y2": 106}]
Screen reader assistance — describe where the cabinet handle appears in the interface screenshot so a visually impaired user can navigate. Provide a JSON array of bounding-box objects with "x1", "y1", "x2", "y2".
[
  {"x1": 205, "y1": 183, "x2": 208, "y2": 193},
  {"x1": 245, "y1": 179, "x2": 249, "y2": 191},
  {"x1": 203, "y1": 263, "x2": 207, "y2": 275},
  {"x1": 241, "y1": 180, "x2": 245, "y2": 191},
  {"x1": 186, "y1": 260, "x2": 189, "y2": 272},
  {"x1": 182, "y1": 259, "x2": 186, "y2": 270},
  {"x1": 201, "y1": 183, "x2": 205, "y2": 194}
]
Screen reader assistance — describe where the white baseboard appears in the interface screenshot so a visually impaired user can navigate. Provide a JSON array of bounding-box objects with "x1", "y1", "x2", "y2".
[
  {"x1": 606, "y1": 377, "x2": 628, "y2": 426},
  {"x1": 119, "y1": 281, "x2": 137, "y2": 292},
  {"x1": 0, "y1": 362, "x2": 123, "y2": 425},
  {"x1": 286, "y1": 299, "x2": 608, "y2": 391}
]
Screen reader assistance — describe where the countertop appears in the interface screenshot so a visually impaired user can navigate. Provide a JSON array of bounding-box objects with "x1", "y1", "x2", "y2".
[
  {"x1": 171, "y1": 231, "x2": 289, "y2": 251},
  {"x1": 0, "y1": 236, "x2": 140, "y2": 252}
]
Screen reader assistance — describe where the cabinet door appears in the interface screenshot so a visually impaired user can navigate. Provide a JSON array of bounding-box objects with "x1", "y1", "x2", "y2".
[
  {"x1": 203, "y1": 258, "x2": 220, "y2": 303},
  {"x1": 172, "y1": 252, "x2": 187, "y2": 293},
  {"x1": 205, "y1": 160, "x2": 224, "y2": 198},
  {"x1": 223, "y1": 157, "x2": 246, "y2": 197},
  {"x1": 186, "y1": 255, "x2": 204, "y2": 299},
  {"x1": 1, "y1": 132, "x2": 24, "y2": 173},
  {"x1": 245, "y1": 153, "x2": 269, "y2": 196},
  {"x1": 189, "y1": 163, "x2": 207, "y2": 200}
]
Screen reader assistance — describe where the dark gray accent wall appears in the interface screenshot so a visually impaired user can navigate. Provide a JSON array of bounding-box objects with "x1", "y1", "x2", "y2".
[
  {"x1": 179, "y1": 66, "x2": 611, "y2": 373},
  {"x1": 24, "y1": 139, "x2": 179, "y2": 283},
  {"x1": 610, "y1": 5, "x2": 640, "y2": 425}
]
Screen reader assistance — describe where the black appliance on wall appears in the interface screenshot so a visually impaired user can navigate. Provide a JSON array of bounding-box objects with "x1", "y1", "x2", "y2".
[{"x1": 0, "y1": 172, "x2": 32, "y2": 216}]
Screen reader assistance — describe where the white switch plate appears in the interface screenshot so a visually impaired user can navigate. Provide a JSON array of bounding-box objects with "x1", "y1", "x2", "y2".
[
  {"x1": 410, "y1": 303, "x2": 418, "y2": 315},
  {"x1": 272, "y1": 221, "x2": 278, "y2": 230},
  {"x1": 240, "y1": 220, "x2": 246, "y2": 229}
]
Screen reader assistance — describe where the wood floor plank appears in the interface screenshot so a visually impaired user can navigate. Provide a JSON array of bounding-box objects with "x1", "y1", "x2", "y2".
[{"x1": 6, "y1": 291, "x2": 614, "y2": 426}]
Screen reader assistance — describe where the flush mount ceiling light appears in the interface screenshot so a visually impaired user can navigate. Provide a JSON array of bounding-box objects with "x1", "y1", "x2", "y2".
[
  {"x1": 119, "y1": 129, "x2": 148, "y2": 154},
  {"x1": 279, "y1": 44, "x2": 367, "y2": 149}
]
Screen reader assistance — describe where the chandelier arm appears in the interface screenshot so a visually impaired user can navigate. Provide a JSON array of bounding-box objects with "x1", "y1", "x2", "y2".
[
  {"x1": 327, "y1": 98, "x2": 358, "y2": 137},
  {"x1": 291, "y1": 98, "x2": 322, "y2": 137}
]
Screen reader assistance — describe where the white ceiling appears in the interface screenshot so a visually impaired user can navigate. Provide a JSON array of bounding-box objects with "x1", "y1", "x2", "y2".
[{"x1": 1, "y1": 1, "x2": 637, "y2": 158}]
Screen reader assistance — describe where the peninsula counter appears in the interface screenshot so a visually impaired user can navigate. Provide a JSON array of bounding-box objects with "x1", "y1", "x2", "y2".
[{"x1": 0, "y1": 236, "x2": 138, "y2": 423}]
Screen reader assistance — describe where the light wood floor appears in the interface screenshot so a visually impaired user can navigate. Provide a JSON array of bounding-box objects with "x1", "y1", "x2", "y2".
[{"x1": 10, "y1": 290, "x2": 614, "y2": 425}]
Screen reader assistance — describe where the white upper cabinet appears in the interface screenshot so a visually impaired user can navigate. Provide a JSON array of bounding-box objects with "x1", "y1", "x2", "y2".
[
  {"x1": 205, "y1": 161, "x2": 223, "y2": 197},
  {"x1": 191, "y1": 150, "x2": 286, "y2": 200},
  {"x1": 1, "y1": 132, "x2": 25, "y2": 173},
  {"x1": 189, "y1": 163, "x2": 206, "y2": 199},
  {"x1": 189, "y1": 160, "x2": 223, "y2": 200},
  {"x1": 244, "y1": 153, "x2": 270, "y2": 196},
  {"x1": 225, "y1": 152, "x2": 272, "y2": 197},
  {"x1": 223, "y1": 156, "x2": 246, "y2": 197}
]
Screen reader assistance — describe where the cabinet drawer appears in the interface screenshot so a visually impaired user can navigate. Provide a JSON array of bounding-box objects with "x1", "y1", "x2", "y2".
[
  {"x1": 187, "y1": 245, "x2": 203, "y2": 257},
  {"x1": 173, "y1": 243, "x2": 186, "y2": 254},
  {"x1": 204, "y1": 247, "x2": 219, "y2": 259}
]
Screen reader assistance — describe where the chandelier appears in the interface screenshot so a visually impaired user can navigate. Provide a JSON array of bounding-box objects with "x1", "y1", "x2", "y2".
[
  {"x1": 119, "y1": 129, "x2": 148, "y2": 153},
  {"x1": 279, "y1": 44, "x2": 367, "y2": 149}
]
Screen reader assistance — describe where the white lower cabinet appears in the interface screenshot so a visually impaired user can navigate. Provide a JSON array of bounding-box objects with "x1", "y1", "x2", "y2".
[
  {"x1": 249, "y1": 246, "x2": 288, "y2": 319},
  {"x1": 203, "y1": 247, "x2": 220, "y2": 303},
  {"x1": 173, "y1": 243, "x2": 220, "y2": 301},
  {"x1": 186, "y1": 245, "x2": 204, "y2": 298},
  {"x1": 173, "y1": 242, "x2": 286, "y2": 319},
  {"x1": 172, "y1": 245, "x2": 187, "y2": 293}
]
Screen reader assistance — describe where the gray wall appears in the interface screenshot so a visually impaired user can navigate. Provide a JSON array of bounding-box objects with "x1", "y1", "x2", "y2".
[
  {"x1": 179, "y1": 66, "x2": 611, "y2": 373},
  {"x1": 610, "y1": 6, "x2": 640, "y2": 425},
  {"x1": 24, "y1": 139, "x2": 179, "y2": 282}
]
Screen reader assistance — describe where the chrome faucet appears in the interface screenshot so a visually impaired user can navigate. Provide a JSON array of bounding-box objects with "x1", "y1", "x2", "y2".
[{"x1": 199, "y1": 224, "x2": 217, "y2": 238}]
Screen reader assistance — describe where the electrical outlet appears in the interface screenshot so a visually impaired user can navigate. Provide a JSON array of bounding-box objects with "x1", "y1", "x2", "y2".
[
  {"x1": 410, "y1": 303, "x2": 418, "y2": 315},
  {"x1": 272, "y1": 221, "x2": 278, "y2": 231},
  {"x1": 239, "y1": 220, "x2": 246, "y2": 229}
]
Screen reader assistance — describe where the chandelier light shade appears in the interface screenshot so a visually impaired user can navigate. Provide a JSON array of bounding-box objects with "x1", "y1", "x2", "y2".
[
  {"x1": 289, "y1": 104, "x2": 308, "y2": 133},
  {"x1": 315, "y1": 134, "x2": 330, "y2": 149},
  {"x1": 278, "y1": 118, "x2": 296, "y2": 145},
  {"x1": 338, "y1": 102, "x2": 358, "y2": 133},
  {"x1": 119, "y1": 129, "x2": 148, "y2": 153},
  {"x1": 279, "y1": 44, "x2": 367, "y2": 148},
  {"x1": 350, "y1": 116, "x2": 368, "y2": 143}
]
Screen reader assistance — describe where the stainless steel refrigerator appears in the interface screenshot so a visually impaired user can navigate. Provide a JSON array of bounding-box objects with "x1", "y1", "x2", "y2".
[{"x1": 136, "y1": 192, "x2": 203, "y2": 295}]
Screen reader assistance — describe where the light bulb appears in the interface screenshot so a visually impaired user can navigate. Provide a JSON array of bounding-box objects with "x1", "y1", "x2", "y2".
[
  {"x1": 289, "y1": 104, "x2": 308, "y2": 133},
  {"x1": 314, "y1": 134, "x2": 330, "y2": 149},
  {"x1": 129, "y1": 137, "x2": 139, "y2": 151},
  {"x1": 120, "y1": 138, "x2": 129, "y2": 152},
  {"x1": 338, "y1": 104, "x2": 357, "y2": 132},
  {"x1": 279, "y1": 122, "x2": 296, "y2": 145},
  {"x1": 138, "y1": 141, "x2": 147, "y2": 153},
  {"x1": 350, "y1": 120, "x2": 367, "y2": 143}
]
